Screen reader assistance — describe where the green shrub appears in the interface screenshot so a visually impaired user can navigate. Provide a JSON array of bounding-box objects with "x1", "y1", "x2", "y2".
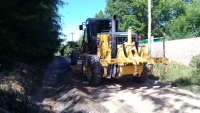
[
  {"x1": 152, "y1": 55, "x2": 200, "y2": 94},
  {"x1": 59, "y1": 45, "x2": 67, "y2": 56},
  {"x1": 152, "y1": 61, "x2": 193, "y2": 84},
  {"x1": 60, "y1": 41, "x2": 82, "y2": 56},
  {"x1": 190, "y1": 54, "x2": 200, "y2": 74},
  {"x1": 64, "y1": 46, "x2": 73, "y2": 56},
  {"x1": 183, "y1": 85, "x2": 200, "y2": 94}
]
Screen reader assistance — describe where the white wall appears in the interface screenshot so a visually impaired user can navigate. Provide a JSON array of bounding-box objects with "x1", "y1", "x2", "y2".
[{"x1": 145, "y1": 37, "x2": 200, "y2": 65}]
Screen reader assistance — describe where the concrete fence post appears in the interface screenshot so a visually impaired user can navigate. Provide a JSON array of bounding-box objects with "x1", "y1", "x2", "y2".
[{"x1": 163, "y1": 40, "x2": 165, "y2": 57}]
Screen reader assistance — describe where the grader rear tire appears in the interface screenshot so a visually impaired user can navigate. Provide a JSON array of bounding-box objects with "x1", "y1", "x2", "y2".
[
  {"x1": 87, "y1": 55, "x2": 103, "y2": 86},
  {"x1": 71, "y1": 50, "x2": 78, "y2": 65},
  {"x1": 133, "y1": 63, "x2": 149, "y2": 83}
]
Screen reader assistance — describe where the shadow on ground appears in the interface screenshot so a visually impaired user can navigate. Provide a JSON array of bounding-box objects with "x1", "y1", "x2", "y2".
[
  {"x1": 71, "y1": 69, "x2": 200, "y2": 113},
  {"x1": 35, "y1": 56, "x2": 200, "y2": 113}
]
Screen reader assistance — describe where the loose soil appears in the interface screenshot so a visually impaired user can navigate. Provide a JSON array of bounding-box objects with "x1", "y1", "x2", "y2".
[
  {"x1": 34, "y1": 56, "x2": 109, "y2": 113},
  {"x1": 34, "y1": 56, "x2": 200, "y2": 113}
]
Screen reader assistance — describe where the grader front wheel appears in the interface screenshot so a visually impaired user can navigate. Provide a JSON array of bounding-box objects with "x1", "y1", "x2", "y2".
[{"x1": 87, "y1": 55, "x2": 103, "y2": 86}]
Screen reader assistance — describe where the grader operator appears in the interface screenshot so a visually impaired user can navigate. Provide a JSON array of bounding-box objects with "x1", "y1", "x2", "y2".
[{"x1": 71, "y1": 15, "x2": 168, "y2": 86}]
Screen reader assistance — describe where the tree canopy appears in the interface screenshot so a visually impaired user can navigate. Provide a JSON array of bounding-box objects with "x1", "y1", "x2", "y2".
[
  {"x1": 59, "y1": 38, "x2": 83, "y2": 56},
  {"x1": 165, "y1": 0, "x2": 200, "y2": 39},
  {"x1": 95, "y1": 0, "x2": 200, "y2": 39},
  {"x1": 0, "y1": 0, "x2": 65, "y2": 69},
  {"x1": 95, "y1": 10, "x2": 105, "y2": 19}
]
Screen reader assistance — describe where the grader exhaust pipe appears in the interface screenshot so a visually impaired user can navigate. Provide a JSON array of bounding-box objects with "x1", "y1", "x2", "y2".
[{"x1": 112, "y1": 15, "x2": 117, "y2": 32}]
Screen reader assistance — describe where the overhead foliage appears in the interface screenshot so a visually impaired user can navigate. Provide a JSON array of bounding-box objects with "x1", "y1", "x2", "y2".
[
  {"x1": 165, "y1": 0, "x2": 200, "y2": 39},
  {"x1": 0, "y1": 0, "x2": 65, "y2": 69},
  {"x1": 95, "y1": 10, "x2": 105, "y2": 19},
  {"x1": 58, "y1": 34, "x2": 84, "y2": 56},
  {"x1": 95, "y1": 0, "x2": 200, "y2": 39},
  {"x1": 103, "y1": 0, "x2": 187, "y2": 39}
]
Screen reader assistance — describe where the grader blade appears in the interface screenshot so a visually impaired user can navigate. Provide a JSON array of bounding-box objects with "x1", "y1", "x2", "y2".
[{"x1": 70, "y1": 60, "x2": 83, "y2": 74}]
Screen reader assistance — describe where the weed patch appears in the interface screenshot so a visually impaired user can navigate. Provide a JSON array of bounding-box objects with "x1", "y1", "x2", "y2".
[
  {"x1": 151, "y1": 54, "x2": 200, "y2": 94},
  {"x1": 0, "y1": 63, "x2": 45, "y2": 113}
]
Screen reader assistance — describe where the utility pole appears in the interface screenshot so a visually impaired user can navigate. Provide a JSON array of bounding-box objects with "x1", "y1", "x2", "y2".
[
  {"x1": 70, "y1": 32, "x2": 75, "y2": 41},
  {"x1": 148, "y1": 0, "x2": 152, "y2": 57}
]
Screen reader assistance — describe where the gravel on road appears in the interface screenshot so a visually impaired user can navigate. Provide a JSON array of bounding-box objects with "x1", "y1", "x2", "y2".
[
  {"x1": 35, "y1": 56, "x2": 200, "y2": 113},
  {"x1": 35, "y1": 56, "x2": 109, "y2": 113}
]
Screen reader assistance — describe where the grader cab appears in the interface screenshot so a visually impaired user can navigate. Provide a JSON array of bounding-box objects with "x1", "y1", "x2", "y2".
[{"x1": 70, "y1": 15, "x2": 168, "y2": 86}]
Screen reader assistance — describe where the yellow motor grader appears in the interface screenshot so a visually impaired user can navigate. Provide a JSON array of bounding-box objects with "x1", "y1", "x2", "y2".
[{"x1": 70, "y1": 15, "x2": 168, "y2": 86}]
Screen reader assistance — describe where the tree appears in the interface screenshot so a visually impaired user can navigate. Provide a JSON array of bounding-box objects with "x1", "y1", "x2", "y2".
[
  {"x1": 165, "y1": 0, "x2": 200, "y2": 39},
  {"x1": 104, "y1": 0, "x2": 187, "y2": 38},
  {"x1": 61, "y1": 34, "x2": 85, "y2": 56},
  {"x1": 0, "y1": 0, "x2": 65, "y2": 69},
  {"x1": 95, "y1": 10, "x2": 105, "y2": 18}
]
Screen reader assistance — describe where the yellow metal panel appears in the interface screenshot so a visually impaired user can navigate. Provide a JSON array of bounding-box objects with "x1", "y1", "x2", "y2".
[
  {"x1": 140, "y1": 44, "x2": 149, "y2": 59},
  {"x1": 153, "y1": 57, "x2": 169, "y2": 65},
  {"x1": 120, "y1": 66, "x2": 136, "y2": 75},
  {"x1": 103, "y1": 67, "x2": 107, "y2": 77},
  {"x1": 101, "y1": 57, "x2": 150, "y2": 66},
  {"x1": 116, "y1": 44, "x2": 126, "y2": 58},
  {"x1": 148, "y1": 58, "x2": 155, "y2": 64},
  {"x1": 116, "y1": 64, "x2": 144, "y2": 78},
  {"x1": 98, "y1": 33, "x2": 112, "y2": 59}
]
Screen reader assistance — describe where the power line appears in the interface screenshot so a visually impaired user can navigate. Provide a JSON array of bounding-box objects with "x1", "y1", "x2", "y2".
[
  {"x1": 92, "y1": 1, "x2": 106, "y2": 18},
  {"x1": 85, "y1": 0, "x2": 103, "y2": 18},
  {"x1": 91, "y1": 1, "x2": 106, "y2": 17}
]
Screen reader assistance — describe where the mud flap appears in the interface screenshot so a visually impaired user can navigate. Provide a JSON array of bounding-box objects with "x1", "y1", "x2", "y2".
[
  {"x1": 112, "y1": 64, "x2": 118, "y2": 78},
  {"x1": 107, "y1": 65, "x2": 112, "y2": 79}
]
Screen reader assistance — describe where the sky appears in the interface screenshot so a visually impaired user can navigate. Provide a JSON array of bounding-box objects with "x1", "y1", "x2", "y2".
[{"x1": 58, "y1": 0, "x2": 106, "y2": 43}]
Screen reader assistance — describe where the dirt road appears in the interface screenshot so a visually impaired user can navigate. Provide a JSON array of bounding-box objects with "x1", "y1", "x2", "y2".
[
  {"x1": 73, "y1": 73, "x2": 200, "y2": 113},
  {"x1": 36, "y1": 56, "x2": 200, "y2": 113}
]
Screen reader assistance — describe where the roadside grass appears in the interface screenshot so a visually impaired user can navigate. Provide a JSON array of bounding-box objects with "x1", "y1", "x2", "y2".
[{"x1": 151, "y1": 55, "x2": 200, "y2": 94}]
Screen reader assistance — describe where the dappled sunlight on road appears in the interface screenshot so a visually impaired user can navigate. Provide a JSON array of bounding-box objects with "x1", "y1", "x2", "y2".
[
  {"x1": 73, "y1": 73, "x2": 200, "y2": 113},
  {"x1": 90, "y1": 83, "x2": 200, "y2": 113},
  {"x1": 35, "y1": 56, "x2": 200, "y2": 113}
]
